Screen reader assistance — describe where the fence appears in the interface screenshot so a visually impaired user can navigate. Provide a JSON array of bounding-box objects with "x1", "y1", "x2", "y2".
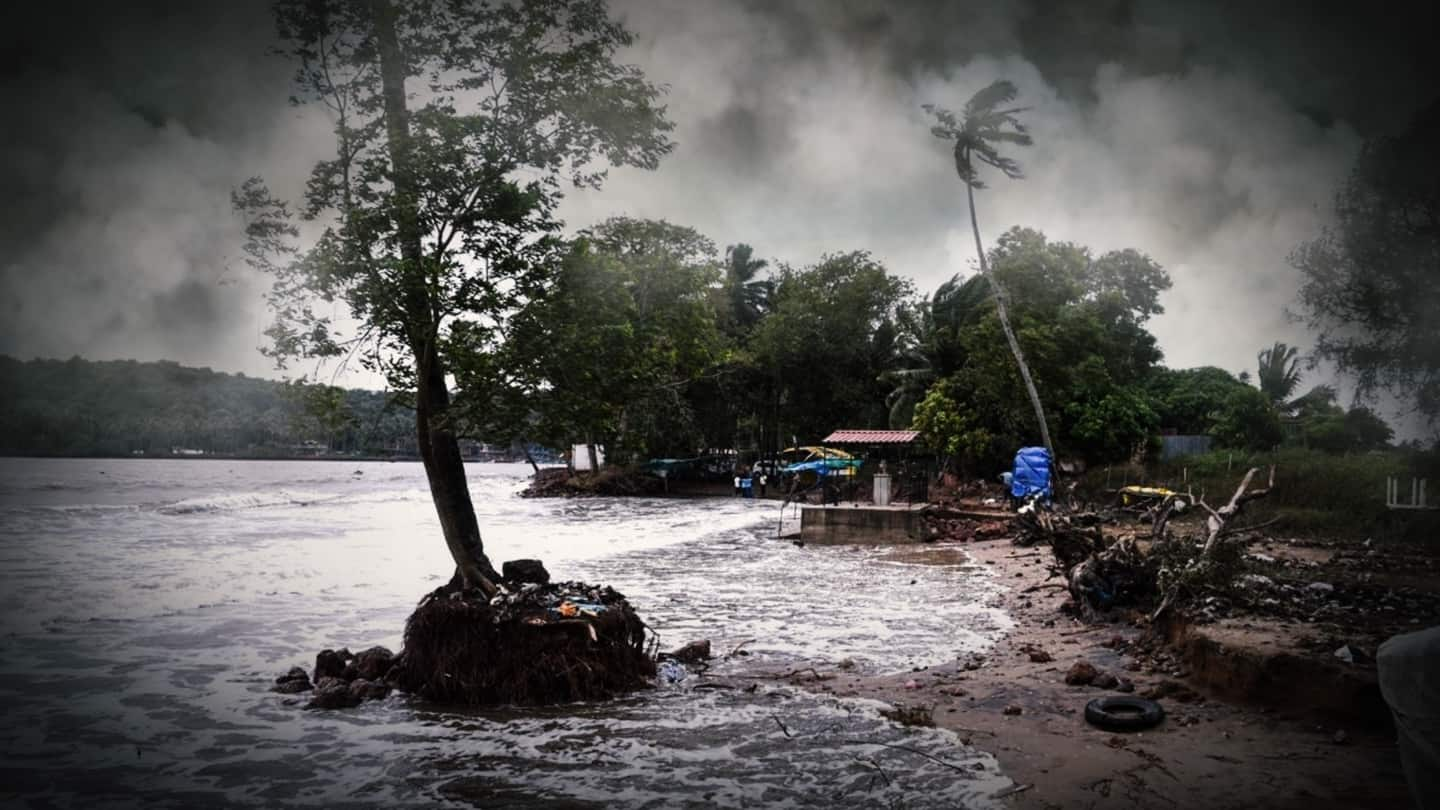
[{"x1": 1386, "y1": 477, "x2": 1437, "y2": 510}]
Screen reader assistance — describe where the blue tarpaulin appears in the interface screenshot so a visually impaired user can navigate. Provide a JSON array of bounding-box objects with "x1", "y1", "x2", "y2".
[{"x1": 1010, "y1": 447, "x2": 1052, "y2": 500}]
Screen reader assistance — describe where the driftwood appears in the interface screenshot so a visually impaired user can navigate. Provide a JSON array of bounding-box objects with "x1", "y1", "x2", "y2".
[
  {"x1": 1200, "y1": 465, "x2": 1275, "y2": 555},
  {"x1": 1065, "y1": 535, "x2": 1155, "y2": 618},
  {"x1": 1016, "y1": 507, "x2": 1151, "y2": 616},
  {"x1": 1022, "y1": 467, "x2": 1277, "y2": 621},
  {"x1": 1151, "y1": 466, "x2": 1276, "y2": 621},
  {"x1": 1014, "y1": 508, "x2": 1105, "y2": 569}
]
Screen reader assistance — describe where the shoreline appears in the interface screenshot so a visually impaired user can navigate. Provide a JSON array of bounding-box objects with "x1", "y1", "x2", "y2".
[{"x1": 728, "y1": 537, "x2": 1410, "y2": 809}]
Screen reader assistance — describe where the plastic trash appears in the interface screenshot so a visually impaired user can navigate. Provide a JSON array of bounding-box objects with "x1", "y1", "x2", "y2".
[{"x1": 657, "y1": 660, "x2": 687, "y2": 684}]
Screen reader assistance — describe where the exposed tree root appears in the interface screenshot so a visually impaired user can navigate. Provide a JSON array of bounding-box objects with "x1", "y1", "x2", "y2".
[{"x1": 388, "y1": 581, "x2": 654, "y2": 705}]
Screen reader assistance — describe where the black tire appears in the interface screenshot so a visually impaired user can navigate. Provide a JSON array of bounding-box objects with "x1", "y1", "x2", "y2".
[{"x1": 1084, "y1": 696, "x2": 1165, "y2": 732}]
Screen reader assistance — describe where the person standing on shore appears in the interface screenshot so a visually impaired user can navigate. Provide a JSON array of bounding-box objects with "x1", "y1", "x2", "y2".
[
  {"x1": 759, "y1": 473, "x2": 768, "y2": 497},
  {"x1": 733, "y1": 473, "x2": 741, "y2": 496}
]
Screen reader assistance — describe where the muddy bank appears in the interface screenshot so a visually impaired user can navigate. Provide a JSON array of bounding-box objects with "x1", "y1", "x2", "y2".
[
  {"x1": 520, "y1": 466, "x2": 666, "y2": 497},
  {"x1": 710, "y1": 538, "x2": 1412, "y2": 809},
  {"x1": 520, "y1": 466, "x2": 791, "y2": 499}
]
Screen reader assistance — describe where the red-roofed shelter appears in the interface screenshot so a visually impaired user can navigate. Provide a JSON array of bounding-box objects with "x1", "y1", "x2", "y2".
[
  {"x1": 822, "y1": 429, "x2": 919, "y2": 445},
  {"x1": 820, "y1": 429, "x2": 929, "y2": 502}
]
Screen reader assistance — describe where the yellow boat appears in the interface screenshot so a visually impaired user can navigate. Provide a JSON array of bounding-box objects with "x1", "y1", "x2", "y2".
[{"x1": 1118, "y1": 485, "x2": 1179, "y2": 506}]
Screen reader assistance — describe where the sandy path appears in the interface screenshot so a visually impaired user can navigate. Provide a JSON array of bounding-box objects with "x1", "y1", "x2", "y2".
[{"x1": 729, "y1": 538, "x2": 1411, "y2": 809}]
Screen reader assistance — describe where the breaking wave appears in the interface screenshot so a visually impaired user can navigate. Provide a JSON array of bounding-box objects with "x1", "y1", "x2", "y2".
[{"x1": 156, "y1": 490, "x2": 346, "y2": 515}]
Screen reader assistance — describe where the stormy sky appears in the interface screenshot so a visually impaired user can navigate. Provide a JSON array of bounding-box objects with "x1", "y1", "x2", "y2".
[{"x1": 2, "y1": 0, "x2": 1436, "y2": 422}]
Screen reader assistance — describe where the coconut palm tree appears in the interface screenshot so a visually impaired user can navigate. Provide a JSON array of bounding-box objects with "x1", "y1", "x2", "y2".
[
  {"x1": 1256, "y1": 341, "x2": 1303, "y2": 406},
  {"x1": 923, "y1": 80, "x2": 1054, "y2": 460},
  {"x1": 722, "y1": 243, "x2": 772, "y2": 331}
]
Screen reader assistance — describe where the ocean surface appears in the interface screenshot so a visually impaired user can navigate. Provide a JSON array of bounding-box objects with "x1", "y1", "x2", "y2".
[{"x1": 0, "y1": 458, "x2": 1014, "y2": 808}]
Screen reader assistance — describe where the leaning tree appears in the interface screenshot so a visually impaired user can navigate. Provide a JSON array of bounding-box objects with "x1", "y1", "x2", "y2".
[
  {"x1": 1292, "y1": 100, "x2": 1440, "y2": 429},
  {"x1": 237, "y1": 0, "x2": 673, "y2": 596},
  {"x1": 923, "y1": 80, "x2": 1055, "y2": 461}
]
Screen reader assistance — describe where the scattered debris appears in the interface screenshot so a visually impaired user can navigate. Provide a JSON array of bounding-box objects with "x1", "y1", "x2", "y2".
[
  {"x1": 882, "y1": 704, "x2": 936, "y2": 727},
  {"x1": 656, "y1": 660, "x2": 687, "y2": 684},
  {"x1": 1141, "y1": 680, "x2": 1201, "y2": 704},
  {"x1": 992, "y1": 783, "x2": 1032, "y2": 799},
  {"x1": 1021, "y1": 644, "x2": 1054, "y2": 663},
  {"x1": 666, "y1": 639, "x2": 712, "y2": 664},
  {"x1": 1066, "y1": 661, "x2": 1099, "y2": 686},
  {"x1": 1003, "y1": 704, "x2": 1023, "y2": 716}
]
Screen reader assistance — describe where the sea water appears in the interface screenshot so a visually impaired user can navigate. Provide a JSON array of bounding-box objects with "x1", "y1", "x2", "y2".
[{"x1": 0, "y1": 458, "x2": 1013, "y2": 808}]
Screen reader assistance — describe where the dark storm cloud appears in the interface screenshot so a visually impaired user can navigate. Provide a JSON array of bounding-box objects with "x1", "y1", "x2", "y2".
[
  {"x1": 572, "y1": 0, "x2": 1436, "y2": 433},
  {"x1": 0, "y1": 0, "x2": 325, "y2": 375},
  {"x1": 729, "y1": 0, "x2": 1438, "y2": 135},
  {"x1": 1, "y1": 0, "x2": 1436, "y2": 421}
]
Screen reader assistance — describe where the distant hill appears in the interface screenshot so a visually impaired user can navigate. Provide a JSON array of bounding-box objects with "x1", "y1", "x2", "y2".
[{"x1": 0, "y1": 356, "x2": 416, "y2": 458}]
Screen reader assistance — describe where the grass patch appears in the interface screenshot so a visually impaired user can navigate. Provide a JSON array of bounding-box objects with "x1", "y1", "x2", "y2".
[{"x1": 1078, "y1": 447, "x2": 1440, "y2": 541}]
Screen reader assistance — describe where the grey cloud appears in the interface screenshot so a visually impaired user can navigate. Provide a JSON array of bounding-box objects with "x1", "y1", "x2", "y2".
[
  {"x1": 564, "y1": 1, "x2": 1378, "y2": 406},
  {"x1": 1, "y1": 0, "x2": 1435, "y2": 433},
  {"x1": 0, "y1": 0, "x2": 328, "y2": 376}
]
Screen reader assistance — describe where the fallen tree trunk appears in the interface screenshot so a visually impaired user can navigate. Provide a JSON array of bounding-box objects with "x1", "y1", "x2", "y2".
[
  {"x1": 1022, "y1": 467, "x2": 1277, "y2": 621},
  {"x1": 1151, "y1": 466, "x2": 1276, "y2": 621}
]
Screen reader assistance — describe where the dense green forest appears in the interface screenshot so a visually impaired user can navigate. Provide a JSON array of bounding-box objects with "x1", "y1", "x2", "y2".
[
  {"x1": 0, "y1": 356, "x2": 413, "y2": 457},
  {"x1": 0, "y1": 221, "x2": 1399, "y2": 467},
  {"x1": 454, "y1": 218, "x2": 1396, "y2": 472}
]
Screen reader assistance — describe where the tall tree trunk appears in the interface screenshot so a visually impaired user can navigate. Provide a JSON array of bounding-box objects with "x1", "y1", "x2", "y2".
[
  {"x1": 373, "y1": 0, "x2": 498, "y2": 595},
  {"x1": 966, "y1": 180, "x2": 1055, "y2": 462},
  {"x1": 520, "y1": 438, "x2": 541, "y2": 476}
]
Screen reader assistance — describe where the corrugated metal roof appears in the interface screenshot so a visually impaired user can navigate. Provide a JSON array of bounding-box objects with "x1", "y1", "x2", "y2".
[{"x1": 822, "y1": 429, "x2": 920, "y2": 444}]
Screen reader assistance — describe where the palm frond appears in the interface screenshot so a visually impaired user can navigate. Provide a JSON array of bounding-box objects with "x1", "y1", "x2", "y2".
[
  {"x1": 930, "y1": 79, "x2": 1031, "y2": 188},
  {"x1": 962, "y1": 80, "x2": 1019, "y2": 118}
]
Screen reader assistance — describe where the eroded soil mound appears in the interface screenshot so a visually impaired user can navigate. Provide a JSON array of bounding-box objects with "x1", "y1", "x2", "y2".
[
  {"x1": 390, "y1": 580, "x2": 654, "y2": 705},
  {"x1": 277, "y1": 576, "x2": 654, "y2": 708},
  {"x1": 521, "y1": 467, "x2": 665, "y2": 498}
]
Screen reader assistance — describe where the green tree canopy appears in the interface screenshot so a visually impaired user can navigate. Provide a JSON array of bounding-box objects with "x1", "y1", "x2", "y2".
[
  {"x1": 1256, "y1": 341, "x2": 1302, "y2": 406},
  {"x1": 720, "y1": 243, "x2": 772, "y2": 336},
  {"x1": 923, "y1": 79, "x2": 1054, "y2": 458},
  {"x1": 914, "y1": 228, "x2": 1171, "y2": 469},
  {"x1": 751, "y1": 252, "x2": 914, "y2": 443},
  {"x1": 1145, "y1": 366, "x2": 1282, "y2": 451},
  {"x1": 501, "y1": 218, "x2": 723, "y2": 461},
  {"x1": 236, "y1": 0, "x2": 673, "y2": 591}
]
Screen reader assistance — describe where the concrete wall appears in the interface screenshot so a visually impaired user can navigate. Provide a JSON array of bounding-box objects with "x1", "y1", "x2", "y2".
[{"x1": 799, "y1": 504, "x2": 925, "y2": 544}]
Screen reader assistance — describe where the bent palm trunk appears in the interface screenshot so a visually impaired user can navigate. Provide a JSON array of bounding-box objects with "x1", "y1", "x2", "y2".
[{"x1": 967, "y1": 181, "x2": 1055, "y2": 461}]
